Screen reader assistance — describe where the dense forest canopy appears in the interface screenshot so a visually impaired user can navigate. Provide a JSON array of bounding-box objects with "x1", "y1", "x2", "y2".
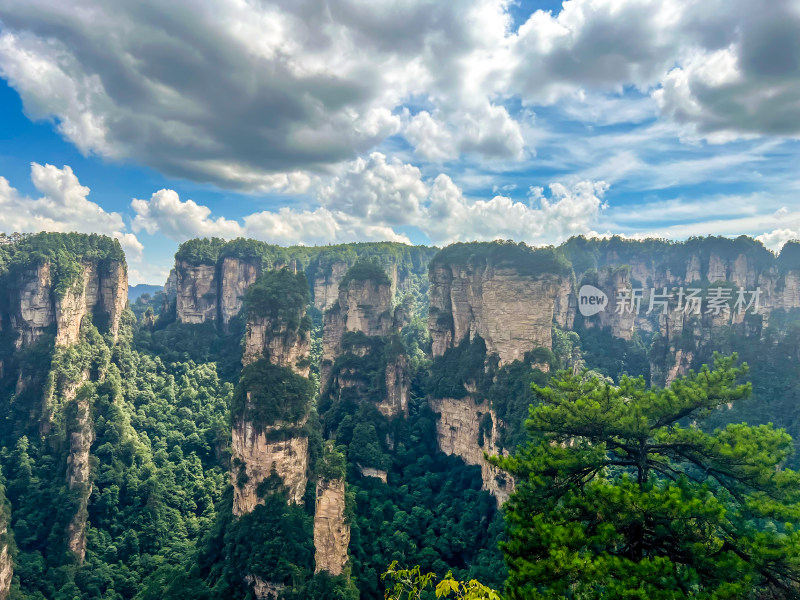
[{"x1": 2, "y1": 232, "x2": 800, "y2": 599}]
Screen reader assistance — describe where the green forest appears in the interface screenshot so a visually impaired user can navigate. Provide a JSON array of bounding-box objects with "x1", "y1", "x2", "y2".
[{"x1": 2, "y1": 232, "x2": 800, "y2": 599}]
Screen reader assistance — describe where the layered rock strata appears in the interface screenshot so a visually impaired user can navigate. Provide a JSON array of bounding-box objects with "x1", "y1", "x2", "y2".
[
  {"x1": 321, "y1": 276, "x2": 394, "y2": 391},
  {"x1": 428, "y1": 261, "x2": 565, "y2": 364}
]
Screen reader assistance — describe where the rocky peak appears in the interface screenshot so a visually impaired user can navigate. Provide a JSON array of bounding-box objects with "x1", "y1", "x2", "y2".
[
  {"x1": 230, "y1": 270, "x2": 315, "y2": 517},
  {"x1": 65, "y1": 388, "x2": 94, "y2": 562},
  {"x1": 175, "y1": 260, "x2": 217, "y2": 324},
  {"x1": 0, "y1": 484, "x2": 11, "y2": 600},
  {"x1": 321, "y1": 262, "x2": 395, "y2": 389},
  {"x1": 0, "y1": 529, "x2": 10, "y2": 600}
]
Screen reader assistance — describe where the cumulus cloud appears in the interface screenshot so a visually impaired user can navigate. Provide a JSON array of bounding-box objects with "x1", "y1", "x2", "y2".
[
  {"x1": 317, "y1": 153, "x2": 428, "y2": 226},
  {"x1": 0, "y1": 0, "x2": 517, "y2": 186},
  {"x1": 422, "y1": 176, "x2": 608, "y2": 246},
  {"x1": 1, "y1": 0, "x2": 799, "y2": 189},
  {"x1": 0, "y1": 162, "x2": 142, "y2": 259},
  {"x1": 406, "y1": 102, "x2": 525, "y2": 161},
  {"x1": 130, "y1": 152, "x2": 608, "y2": 248},
  {"x1": 756, "y1": 228, "x2": 799, "y2": 253},
  {"x1": 130, "y1": 181, "x2": 412, "y2": 247},
  {"x1": 132, "y1": 189, "x2": 244, "y2": 241}
]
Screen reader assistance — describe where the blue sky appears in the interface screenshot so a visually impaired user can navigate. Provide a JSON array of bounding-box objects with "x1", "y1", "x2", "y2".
[{"x1": 1, "y1": 0, "x2": 800, "y2": 283}]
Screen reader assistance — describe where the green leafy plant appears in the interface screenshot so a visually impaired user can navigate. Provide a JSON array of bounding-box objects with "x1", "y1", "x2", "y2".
[{"x1": 382, "y1": 561, "x2": 501, "y2": 600}]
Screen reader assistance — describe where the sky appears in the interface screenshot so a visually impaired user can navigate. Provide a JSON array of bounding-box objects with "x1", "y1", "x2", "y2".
[{"x1": 1, "y1": 0, "x2": 800, "y2": 284}]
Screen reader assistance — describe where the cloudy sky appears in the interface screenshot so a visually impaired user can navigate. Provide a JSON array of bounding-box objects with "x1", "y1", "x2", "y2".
[{"x1": 1, "y1": 0, "x2": 800, "y2": 284}]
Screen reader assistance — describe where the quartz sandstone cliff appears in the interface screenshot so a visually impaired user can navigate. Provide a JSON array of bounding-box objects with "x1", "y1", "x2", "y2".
[
  {"x1": 243, "y1": 308, "x2": 310, "y2": 376},
  {"x1": 2, "y1": 253, "x2": 128, "y2": 566},
  {"x1": 322, "y1": 273, "x2": 411, "y2": 419},
  {"x1": 430, "y1": 397, "x2": 514, "y2": 504},
  {"x1": 220, "y1": 257, "x2": 261, "y2": 327},
  {"x1": 65, "y1": 389, "x2": 94, "y2": 563},
  {"x1": 231, "y1": 417, "x2": 309, "y2": 515},
  {"x1": 428, "y1": 261, "x2": 565, "y2": 364},
  {"x1": 9, "y1": 259, "x2": 127, "y2": 348},
  {"x1": 321, "y1": 276, "x2": 394, "y2": 390},
  {"x1": 576, "y1": 249, "x2": 800, "y2": 384},
  {"x1": 175, "y1": 261, "x2": 217, "y2": 324},
  {"x1": 232, "y1": 292, "x2": 312, "y2": 516},
  {"x1": 0, "y1": 532, "x2": 10, "y2": 600},
  {"x1": 314, "y1": 478, "x2": 350, "y2": 576}
]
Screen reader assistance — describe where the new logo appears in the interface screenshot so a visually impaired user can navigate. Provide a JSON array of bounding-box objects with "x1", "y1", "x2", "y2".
[{"x1": 578, "y1": 285, "x2": 608, "y2": 316}]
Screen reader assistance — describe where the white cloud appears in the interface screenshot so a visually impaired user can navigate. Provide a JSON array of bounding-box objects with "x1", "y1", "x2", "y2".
[
  {"x1": 243, "y1": 208, "x2": 410, "y2": 246},
  {"x1": 0, "y1": 163, "x2": 142, "y2": 259},
  {"x1": 757, "y1": 228, "x2": 799, "y2": 253},
  {"x1": 130, "y1": 180, "x2": 412, "y2": 247},
  {"x1": 406, "y1": 102, "x2": 525, "y2": 161},
  {"x1": 129, "y1": 152, "x2": 609, "y2": 248},
  {"x1": 421, "y1": 176, "x2": 608, "y2": 246},
  {"x1": 0, "y1": 163, "x2": 154, "y2": 278},
  {"x1": 1, "y1": 0, "x2": 799, "y2": 193},
  {"x1": 131, "y1": 189, "x2": 244, "y2": 240},
  {"x1": 318, "y1": 153, "x2": 428, "y2": 226},
  {"x1": 507, "y1": 0, "x2": 686, "y2": 103},
  {"x1": 0, "y1": 0, "x2": 518, "y2": 186}
]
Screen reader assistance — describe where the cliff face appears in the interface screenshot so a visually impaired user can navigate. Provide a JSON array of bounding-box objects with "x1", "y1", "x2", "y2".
[
  {"x1": 313, "y1": 478, "x2": 350, "y2": 576},
  {"x1": 312, "y1": 261, "x2": 351, "y2": 311},
  {"x1": 220, "y1": 257, "x2": 261, "y2": 326},
  {"x1": 65, "y1": 392, "x2": 94, "y2": 562},
  {"x1": 0, "y1": 533, "x2": 10, "y2": 600},
  {"x1": 175, "y1": 261, "x2": 217, "y2": 324},
  {"x1": 428, "y1": 262, "x2": 566, "y2": 364},
  {"x1": 231, "y1": 418, "x2": 309, "y2": 515},
  {"x1": 246, "y1": 576, "x2": 283, "y2": 600},
  {"x1": 0, "y1": 491, "x2": 11, "y2": 600},
  {"x1": 244, "y1": 320, "x2": 310, "y2": 375},
  {"x1": 8, "y1": 260, "x2": 127, "y2": 348},
  {"x1": 11, "y1": 263, "x2": 53, "y2": 347},
  {"x1": 576, "y1": 249, "x2": 800, "y2": 384},
  {"x1": 321, "y1": 277, "x2": 394, "y2": 390},
  {"x1": 310, "y1": 259, "x2": 419, "y2": 311},
  {"x1": 242, "y1": 279, "x2": 310, "y2": 375},
  {"x1": 232, "y1": 274, "x2": 313, "y2": 516},
  {"x1": 430, "y1": 397, "x2": 514, "y2": 504},
  {"x1": 380, "y1": 354, "x2": 410, "y2": 418}
]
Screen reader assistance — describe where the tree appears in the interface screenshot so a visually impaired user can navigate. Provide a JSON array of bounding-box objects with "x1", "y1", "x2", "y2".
[{"x1": 496, "y1": 354, "x2": 800, "y2": 599}]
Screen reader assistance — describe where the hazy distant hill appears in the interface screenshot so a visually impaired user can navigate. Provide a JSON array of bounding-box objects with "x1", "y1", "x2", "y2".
[{"x1": 128, "y1": 283, "x2": 162, "y2": 301}]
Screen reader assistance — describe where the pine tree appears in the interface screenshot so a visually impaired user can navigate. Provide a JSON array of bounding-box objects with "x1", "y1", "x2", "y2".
[{"x1": 497, "y1": 354, "x2": 800, "y2": 599}]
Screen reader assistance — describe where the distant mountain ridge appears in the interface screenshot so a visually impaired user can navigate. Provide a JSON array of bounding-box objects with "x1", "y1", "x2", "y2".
[{"x1": 128, "y1": 283, "x2": 162, "y2": 301}]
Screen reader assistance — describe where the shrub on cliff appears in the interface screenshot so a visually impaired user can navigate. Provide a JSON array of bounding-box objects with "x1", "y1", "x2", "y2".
[
  {"x1": 0, "y1": 232, "x2": 125, "y2": 298},
  {"x1": 243, "y1": 269, "x2": 311, "y2": 332},
  {"x1": 232, "y1": 359, "x2": 315, "y2": 427},
  {"x1": 174, "y1": 237, "x2": 227, "y2": 265},
  {"x1": 339, "y1": 258, "x2": 392, "y2": 288},
  {"x1": 430, "y1": 241, "x2": 571, "y2": 278}
]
